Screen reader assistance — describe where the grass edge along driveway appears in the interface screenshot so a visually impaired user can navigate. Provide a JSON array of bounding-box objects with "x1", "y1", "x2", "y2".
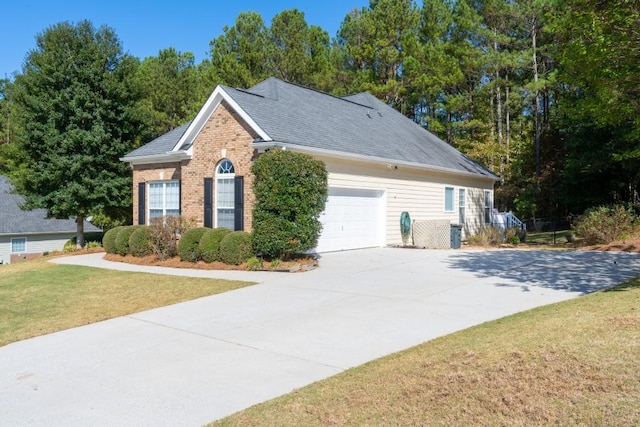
[
  {"x1": 0, "y1": 258, "x2": 255, "y2": 347},
  {"x1": 212, "y1": 277, "x2": 640, "y2": 427}
]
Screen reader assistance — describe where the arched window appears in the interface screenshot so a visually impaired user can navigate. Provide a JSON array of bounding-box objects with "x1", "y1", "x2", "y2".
[{"x1": 216, "y1": 159, "x2": 235, "y2": 229}]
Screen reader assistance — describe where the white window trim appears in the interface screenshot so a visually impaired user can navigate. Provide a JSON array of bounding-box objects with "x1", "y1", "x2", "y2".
[
  {"x1": 147, "y1": 180, "x2": 180, "y2": 223},
  {"x1": 484, "y1": 190, "x2": 493, "y2": 225},
  {"x1": 444, "y1": 186, "x2": 455, "y2": 213},
  {"x1": 215, "y1": 159, "x2": 235, "y2": 229},
  {"x1": 11, "y1": 237, "x2": 27, "y2": 253},
  {"x1": 458, "y1": 188, "x2": 466, "y2": 225}
]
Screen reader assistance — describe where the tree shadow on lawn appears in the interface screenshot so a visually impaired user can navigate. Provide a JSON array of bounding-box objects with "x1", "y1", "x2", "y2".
[{"x1": 447, "y1": 249, "x2": 640, "y2": 295}]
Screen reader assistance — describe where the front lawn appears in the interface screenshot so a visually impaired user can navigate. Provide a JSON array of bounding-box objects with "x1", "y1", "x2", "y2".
[
  {"x1": 0, "y1": 258, "x2": 254, "y2": 347},
  {"x1": 212, "y1": 277, "x2": 640, "y2": 426}
]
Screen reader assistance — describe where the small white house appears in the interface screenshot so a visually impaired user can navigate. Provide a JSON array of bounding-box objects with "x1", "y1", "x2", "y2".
[{"x1": 0, "y1": 176, "x2": 100, "y2": 264}]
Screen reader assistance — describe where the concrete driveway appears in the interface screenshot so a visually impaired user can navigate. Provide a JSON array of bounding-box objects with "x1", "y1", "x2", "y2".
[{"x1": 2, "y1": 247, "x2": 639, "y2": 426}]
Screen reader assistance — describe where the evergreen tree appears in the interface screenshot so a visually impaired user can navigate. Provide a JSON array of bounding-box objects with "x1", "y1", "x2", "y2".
[
  {"x1": 10, "y1": 20, "x2": 142, "y2": 246},
  {"x1": 208, "y1": 12, "x2": 271, "y2": 88},
  {"x1": 136, "y1": 48, "x2": 207, "y2": 138}
]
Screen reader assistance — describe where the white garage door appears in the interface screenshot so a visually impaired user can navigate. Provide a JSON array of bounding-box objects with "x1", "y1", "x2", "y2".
[{"x1": 316, "y1": 187, "x2": 384, "y2": 253}]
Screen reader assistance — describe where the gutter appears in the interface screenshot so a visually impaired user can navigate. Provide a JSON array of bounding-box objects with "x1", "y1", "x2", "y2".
[
  {"x1": 251, "y1": 141, "x2": 499, "y2": 182},
  {"x1": 120, "y1": 150, "x2": 191, "y2": 166}
]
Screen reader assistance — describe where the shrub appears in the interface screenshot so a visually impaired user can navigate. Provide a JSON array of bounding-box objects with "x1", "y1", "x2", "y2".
[
  {"x1": 219, "y1": 231, "x2": 254, "y2": 265},
  {"x1": 199, "y1": 228, "x2": 232, "y2": 263},
  {"x1": 251, "y1": 150, "x2": 327, "y2": 259},
  {"x1": 86, "y1": 241, "x2": 102, "y2": 249},
  {"x1": 467, "y1": 226, "x2": 503, "y2": 246},
  {"x1": 269, "y1": 258, "x2": 282, "y2": 270},
  {"x1": 63, "y1": 240, "x2": 77, "y2": 253},
  {"x1": 114, "y1": 226, "x2": 141, "y2": 256},
  {"x1": 575, "y1": 205, "x2": 636, "y2": 245},
  {"x1": 103, "y1": 226, "x2": 125, "y2": 254},
  {"x1": 129, "y1": 226, "x2": 154, "y2": 257},
  {"x1": 178, "y1": 227, "x2": 209, "y2": 262},
  {"x1": 246, "y1": 256, "x2": 263, "y2": 271},
  {"x1": 505, "y1": 227, "x2": 521, "y2": 245},
  {"x1": 148, "y1": 216, "x2": 195, "y2": 260},
  {"x1": 66, "y1": 232, "x2": 104, "y2": 249}
]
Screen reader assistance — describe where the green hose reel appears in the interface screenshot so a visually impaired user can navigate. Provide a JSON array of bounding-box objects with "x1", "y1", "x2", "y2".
[{"x1": 400, "y1": 211, "x2": 411, "y2": 238}]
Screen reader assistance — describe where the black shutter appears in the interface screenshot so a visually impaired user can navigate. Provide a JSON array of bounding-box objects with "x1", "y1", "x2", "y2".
[
  {"x1": 137, "y1": 183, "x2": 146, "y2": 225},
  {"x1": 178, "y1": 180, "x2": 182, "y2": 215},
  {"x1": 204, "y1": 178, "x2": 213, "y2": 228},
  {"x1": 234, "y1": 176, "x2": 244, "y2": 231}
]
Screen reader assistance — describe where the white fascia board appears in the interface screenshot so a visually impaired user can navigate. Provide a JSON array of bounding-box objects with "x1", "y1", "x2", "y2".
[
  {"x1": 252, "y1": 141, "x2": 499, "y2": 182},
  {"x1": 119, "y1": 151, "x2": 191, "y2": 165},
  {"x1": 171, "y1": 86, "x2": 271, "y2": 154}
]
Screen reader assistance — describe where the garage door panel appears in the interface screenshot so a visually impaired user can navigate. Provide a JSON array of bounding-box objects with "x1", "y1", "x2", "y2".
[{"x1": 316, "y1": 188, "x2": 384, "y2": 253}]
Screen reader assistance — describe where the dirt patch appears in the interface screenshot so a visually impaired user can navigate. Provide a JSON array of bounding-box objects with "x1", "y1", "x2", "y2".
[{"x1": 103, "y1": 253, "x2": 318, "y2": 272}]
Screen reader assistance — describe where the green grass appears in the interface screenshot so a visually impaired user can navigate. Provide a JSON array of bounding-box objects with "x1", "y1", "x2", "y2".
[
  {"x1": 212, "y1": 278, "x2": 640, "y2": 426},
  {"x1": 526, "y1": 229, "x2": 574, "y2": 245},
  {"x1": 0, "y1": 258, "x2": 254, "y2": 347}
]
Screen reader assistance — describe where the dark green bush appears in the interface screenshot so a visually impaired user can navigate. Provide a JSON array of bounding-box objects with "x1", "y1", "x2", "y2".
[
  {"x1": 103, "y1": 226, "x2": 125, "y2": 254},
  {"x1": 251, "y1": 150, "x2": 327, "y2": 259},
  {"x1": 178, "y1": 227, "x2": 209, "y2": 262},
  {"x1": 199, "y1": 228, "x2": 232, "y2": 263},
  {"x1": 129, "y1": 226, "x2": 154, "y2": 257},
  {"x1": 219, "y1": 231, "x2": 254, "y2": 265},
  {"x1": 575, "y1": 205, "x2": 636, "y2": 245},
  {"x1": 114, "y1": 225, "x2": 142, "y2": 256},
  {"x1": 252, "y1": 212, "x2": 321, "y2": 258}
]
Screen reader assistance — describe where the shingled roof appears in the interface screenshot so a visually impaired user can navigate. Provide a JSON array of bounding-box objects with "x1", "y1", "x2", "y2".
[
  {"x1": 124, "y1": 121, "x2": 192, "y2": 159},
  {"x1": 0, "y1": 176, "x2": 101, "y2": 235},
  {"x1": 122, "y1": 78, "x2": 496, "y2": 179}
]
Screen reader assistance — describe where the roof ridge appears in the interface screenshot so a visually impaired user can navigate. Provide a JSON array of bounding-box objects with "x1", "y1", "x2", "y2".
[
  {"x1": 229, "y1": 86, "x2": 266, "y2": 99},
  {"x1": 253, "y1": 78, "x2": 376, "y2": 110}
]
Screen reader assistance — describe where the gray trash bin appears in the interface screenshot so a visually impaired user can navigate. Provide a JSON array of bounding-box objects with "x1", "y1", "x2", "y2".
[{"x1": 450, "y1": 224, "x2": 463, "y2": 249}]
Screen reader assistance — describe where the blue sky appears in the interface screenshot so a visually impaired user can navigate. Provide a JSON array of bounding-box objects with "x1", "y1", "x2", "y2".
[{"x1": 0, "y1": 0, "x2": 369, "y2": 78}]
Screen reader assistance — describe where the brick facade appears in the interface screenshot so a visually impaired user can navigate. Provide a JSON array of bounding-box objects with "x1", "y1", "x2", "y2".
[{"x1": 132, "y1": 101, "x2": 259, "y2": 230}]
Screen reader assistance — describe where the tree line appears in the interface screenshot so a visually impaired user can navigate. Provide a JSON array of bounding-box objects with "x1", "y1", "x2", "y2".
[{"x1": 0, "y1": 0, "x2": 638, "y2": 233}]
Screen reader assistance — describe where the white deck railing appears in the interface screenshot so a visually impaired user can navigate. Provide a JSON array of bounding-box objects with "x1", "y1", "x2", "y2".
[{"x1": 492, "y1": 210, "x2": 526, "y2": 231}]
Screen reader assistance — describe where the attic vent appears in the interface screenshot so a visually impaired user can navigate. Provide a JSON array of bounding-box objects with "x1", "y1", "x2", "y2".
[
  {"x1": 378, "y1": 111, "x2": 383, "y2": 117},
  {"x1": 366, "y1": 112, "x2": 372, "y2": 119}
]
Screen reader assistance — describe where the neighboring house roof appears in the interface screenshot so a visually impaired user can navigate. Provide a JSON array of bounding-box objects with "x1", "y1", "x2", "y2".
[
  {"x1": 122, "y1": 77, "x2": 497, "y2": 180},
  {"x1": 0, "y1": 176, "x2": 101, "y2": 235}
]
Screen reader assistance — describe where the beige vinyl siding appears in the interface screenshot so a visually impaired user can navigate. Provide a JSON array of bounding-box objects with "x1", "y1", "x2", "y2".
[
  {"x1": 0, "y1": 234, "x2": 76, "y2": 264},
  {"x1": 322, "y1": 157, "x2": 494, "y2": 246}
]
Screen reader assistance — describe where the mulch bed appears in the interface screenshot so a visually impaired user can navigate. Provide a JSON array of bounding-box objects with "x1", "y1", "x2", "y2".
[{"x1": 103, "y1": 253, "x2": 318, "y2": 272}]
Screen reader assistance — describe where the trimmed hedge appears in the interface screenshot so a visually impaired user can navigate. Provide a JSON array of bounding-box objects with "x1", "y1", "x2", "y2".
[
  {"x1": 251, "y1": 150, "x2": 327, "y2": 259},
  {"x1": 129, "y1": 226, "x2": 154, "y2": 257},
  {"x1": 103, "y1": 226, "x2": 125, "y2": 254},
  {"x1": 199, "y1": 228, "x2": 232, "y2": 263},
  {"x1": 219, "y1": 231, "x2": 254, "y2": 265},
  {"x1": 178, "y1": 227, "x2": 209, "y2": 262},
  {"x1": 114, "y1": 226, "x2": 142, "y2": 256}
]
